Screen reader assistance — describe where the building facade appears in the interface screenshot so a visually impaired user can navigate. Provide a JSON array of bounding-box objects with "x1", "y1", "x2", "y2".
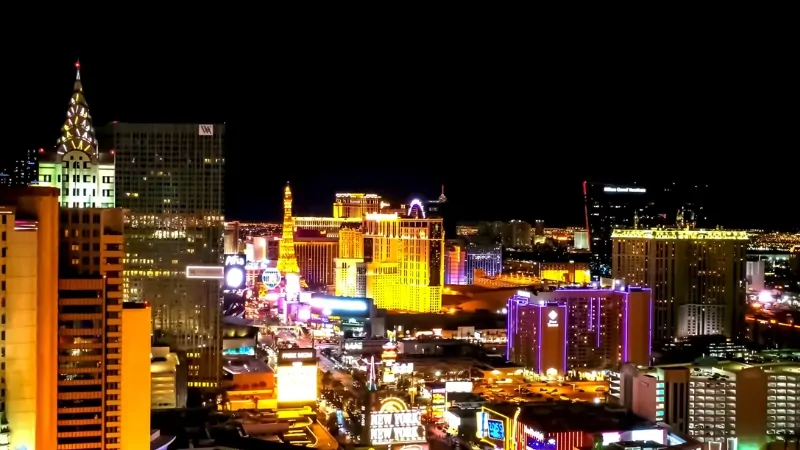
[
  {"x1": 361, "y1": 203, "x2": 445, "y2": 313},
  {"x1": 38, "y1": 63, "x2": 115, "y2": 208},
  {"x1": 1, "y1": 187, "x2": 149, "y2": 449},
  {"x1": 613, "y1": 359, "x2": 796, "y2": 450},
  {"x1": 612, "y1": 228, "x2": 748, "y2": 343},
  {"x1": 507, "y1": 287, "x2": 652, "y2": 374},
  {"x1": 294, "y1": 236, "x2": 338, "y2": 288},
  {"x1": 333, "y1": 193, "x2": 382, "y2": 219},
  {"x1": 294, "y1": 216, "x2": 361, "y2": 238},
  {"x1": 444, "y1": 243, "x2": 502, "y2": 285},
  {"x1": 100, "y1": 122, "x2": 225, "y2": 386}
]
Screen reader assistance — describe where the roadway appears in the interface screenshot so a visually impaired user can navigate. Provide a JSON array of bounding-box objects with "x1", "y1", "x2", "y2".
[
  {"x1": 316, "y1": 344, "x2": 354, "y2": 389},
  {"x1": 309, "y1": 421, "x2": 338, "y2": 448}
]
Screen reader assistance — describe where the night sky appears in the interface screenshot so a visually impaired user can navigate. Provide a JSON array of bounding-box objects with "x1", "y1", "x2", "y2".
[{"x1": 7, "y1": 52, "x2": 796, "y2": 230}]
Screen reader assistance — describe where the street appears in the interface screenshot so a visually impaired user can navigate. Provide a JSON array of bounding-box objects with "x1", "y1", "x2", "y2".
[
  {"x1": 316, "y1": 344, "x2": 354, "y2": 389},
  {"x1": 309, "y1": 421, "x2": 338, "y2": 448}
]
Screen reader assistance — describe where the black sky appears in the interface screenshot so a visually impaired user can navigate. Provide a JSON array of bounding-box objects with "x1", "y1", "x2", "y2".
[{"x1": 6, "y1": 50, "x2": 797, "y2": 230}]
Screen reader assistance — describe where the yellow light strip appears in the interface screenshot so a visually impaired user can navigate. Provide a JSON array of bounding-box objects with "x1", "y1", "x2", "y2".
[{"x1": 611, "y1": 229, "x2": 748, "y2": 240}]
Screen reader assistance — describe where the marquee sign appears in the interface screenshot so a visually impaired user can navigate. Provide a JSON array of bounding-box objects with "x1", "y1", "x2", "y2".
[
  {"x1": 224, "y1": 254, "x2": 246, "y2": 290},
  {"x1": 278, "y1": 349, "x2": 316, "y2": 364},
  {"x1": 261, "y1": 268, "x2": 281, "y2": 290},
  {"x1": 370, "y1": 397, "x2": 425, "y2": 445}
]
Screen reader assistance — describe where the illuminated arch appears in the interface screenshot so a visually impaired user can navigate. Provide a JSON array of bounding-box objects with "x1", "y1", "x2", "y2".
[
  {"x1": 379, "y1": 397, "x2": 408, "y2": 412},
  {"x1": 407, "y1": 199, "x2": 426, "y2": 218}
]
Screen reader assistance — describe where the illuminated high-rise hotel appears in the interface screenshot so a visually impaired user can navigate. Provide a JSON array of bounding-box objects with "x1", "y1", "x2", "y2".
[
  {"x1": 277, "y1": 183, "x2": 300, "y2": 275},
  {"x1": 507, "y1": 287, "x2": 652, "y2": 375},
  {"x1": 1, "y1": 187, "x2": 150, "y2": 450},
  {"x1": 100, "y1": 122, "x2": 225, "y2": 386},
  {"x1": 37, "y1": 62, "x2": 115, "y2": 208},
  {"x1": 335, "y1": 223, "x2": 366, "y2": 297},
  {"x1": 362, "y1": 200, "x2": 445, "y2": 312},
  {"x1": 612, "y1": 228, "x2": 748, "y2": 343}
]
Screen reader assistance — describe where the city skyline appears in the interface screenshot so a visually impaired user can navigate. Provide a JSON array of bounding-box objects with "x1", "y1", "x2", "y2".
[{"x1": 6, "y1": 55, "x2": 797, "y2": 230}]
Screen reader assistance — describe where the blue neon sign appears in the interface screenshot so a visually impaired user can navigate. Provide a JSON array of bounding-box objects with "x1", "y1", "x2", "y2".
[{"x1": 487, "y1": 419, "x2": 504, "y2": 440}]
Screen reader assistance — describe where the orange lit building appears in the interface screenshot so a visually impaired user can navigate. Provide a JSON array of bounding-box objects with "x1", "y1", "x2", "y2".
[
  {"x1": 362, "y1": 200, "x2": 445, "y2": 313},
  {"x1": 224, "y1": 371, "x2": 277, "y2": 411},
  {"x1": 540, "y1": 262, "x2": 590, "y2": 284},
  {"x1": 2, "y1": 187, "x2": 151, "y2": 449},
  {"x1": 335, "y1": 223, "x2": 365, "y2": 297}
]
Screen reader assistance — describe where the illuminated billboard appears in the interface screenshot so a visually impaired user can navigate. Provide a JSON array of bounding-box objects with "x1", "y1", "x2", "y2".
[
  {"x1": 277, "y1": 348, "x2": 317, "y2": 403},
  {"x1": 370, "y1": 397, "x2": 426, "y2": 445},
  {"x1": 224, "y1": 254, "x2": 247, "y2": 290},
  {"x1": 277, "y1": 363, "x2": 317, "y2": 403},
  {"x1": 309, "y1": 295, "x2": 371, "y2": 318},
  {"x1": 261, "y1": 268, "x2": 281, "y2": 289},
  {"x1": 477, "y1": 406, "x2": 513, "y2": 450},
  {"x1": 278, "y1": 349, "x2": 317, "y2": 364}
]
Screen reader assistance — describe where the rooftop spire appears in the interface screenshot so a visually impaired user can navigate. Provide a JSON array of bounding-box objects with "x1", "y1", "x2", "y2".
[
  {"x1": 438, "y1": 184, "x2": 447, "y2": 202},
  {"x1": 57, "y1": 60, "x2": 98, "y2": 155}
]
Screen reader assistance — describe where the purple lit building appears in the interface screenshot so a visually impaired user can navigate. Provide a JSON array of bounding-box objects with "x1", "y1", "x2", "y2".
[{"x1": 506, "y1": 287, "x2": 652, "y2": 375}]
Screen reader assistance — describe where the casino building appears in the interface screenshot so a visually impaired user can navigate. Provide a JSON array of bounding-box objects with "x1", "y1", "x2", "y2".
[{"x1": 506, "y1": 287, "x2": 652, "y2": 375}]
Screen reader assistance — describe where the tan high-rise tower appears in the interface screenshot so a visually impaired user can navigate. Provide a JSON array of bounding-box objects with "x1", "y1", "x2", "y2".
[{"x1": 276, "y1": 183, "x2": 300, "y2": 274}]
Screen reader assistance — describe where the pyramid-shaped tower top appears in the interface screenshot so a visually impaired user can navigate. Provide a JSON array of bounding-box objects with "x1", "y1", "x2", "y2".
[
  {"x1": 284, "y1": 182, "x2": 292, "y2": 198},
  {"x1": 56, "y1": 60, "x2": 98, "y2": 155}
]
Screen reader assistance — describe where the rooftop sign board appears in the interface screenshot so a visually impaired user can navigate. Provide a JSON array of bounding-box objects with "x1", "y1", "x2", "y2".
[{"x1": 603, "y1": 186, "x2": 646, "y2": 194}]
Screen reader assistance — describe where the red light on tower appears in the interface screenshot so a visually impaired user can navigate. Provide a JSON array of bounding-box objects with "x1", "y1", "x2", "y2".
[
  {"x1": 38, "y1": 148, "x2": 44, "y2": 153},
  {"x1": 110, "y1": 150, "x2": 116, "y2": 156},
  {"x1": 75, "y1": 60, "x2": 80, "y2": 69}
]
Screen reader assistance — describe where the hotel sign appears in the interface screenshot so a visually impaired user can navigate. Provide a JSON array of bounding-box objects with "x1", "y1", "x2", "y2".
[
  {"x1": 278, "y1": 349, "x2": 316, "y2": 364},
  {"x1": 547, "y1": 310, "x2": 559, "y2": 327},
  {"x1": 603, "y1": 186, "x2": 646, "y2": 194}
]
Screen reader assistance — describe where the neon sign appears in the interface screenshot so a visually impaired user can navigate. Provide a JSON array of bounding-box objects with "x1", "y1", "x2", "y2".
[
  {"x1": 524, "y1": 426, "x2": 545, "y2": 441},
  {"x1": 261, "y1": 268, "x2": 281, "y2": 289},
  {"x1": 310, "y1": 296, "x2": 368, "y2": 312},
  {"x1": 370, "y1": 397, "x2": 425, "y2": 445},
  {"x1": 223, "y1": 254, "x2": 246, "y2": 289},
  {"x1": 278, "y1": 349, "x2": 316, "y2": 362},
  {"x1": 487, "y1": 419, "x2": 504, "y2": 440},
  {"x1": 547, "y1": 310, "x2": 558, "y2": 327},
  {"x1": 407, "y1": 199, "x2": 426, "y2": 218}
]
